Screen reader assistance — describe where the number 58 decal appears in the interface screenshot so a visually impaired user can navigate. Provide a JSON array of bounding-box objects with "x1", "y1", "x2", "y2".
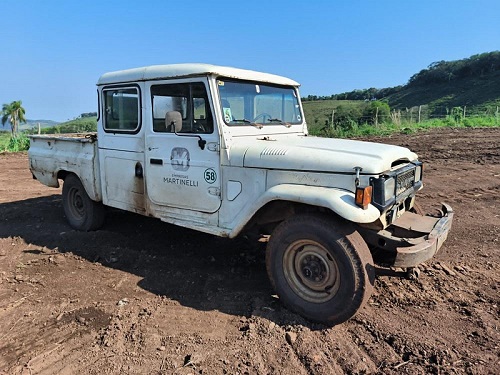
[{"x1": 204, "y1": 168, "x2": 217, "y2": 184}]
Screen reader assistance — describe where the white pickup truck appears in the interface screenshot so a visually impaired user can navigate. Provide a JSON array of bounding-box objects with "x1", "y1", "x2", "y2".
[{"x1": 29, "y1": 64, "x2": 453, "y2": 325}]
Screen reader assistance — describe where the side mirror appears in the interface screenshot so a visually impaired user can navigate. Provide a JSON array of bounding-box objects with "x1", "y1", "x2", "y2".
[
  {"x1": 165, "y1": 110, "x2": 206, "y2": 150},
  {"x1": 165, "y1": 111, "x2": 182, "y2": 133}
]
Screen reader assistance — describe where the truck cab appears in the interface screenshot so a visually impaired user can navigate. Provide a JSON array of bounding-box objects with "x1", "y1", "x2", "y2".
[
  {"x1": 29, "y1": 64, "x2": 453, "y2": 325},
  {"x1": 95, "y1": 64, "x2": 311, "y2": 234}
]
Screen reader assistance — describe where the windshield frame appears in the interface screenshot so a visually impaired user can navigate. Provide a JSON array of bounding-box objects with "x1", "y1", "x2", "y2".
[{"x1": 216, "y1": 77, "x2": 304, "y2": 127}]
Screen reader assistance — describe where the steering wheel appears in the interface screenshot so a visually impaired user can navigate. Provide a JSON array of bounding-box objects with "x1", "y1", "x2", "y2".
[{"x1": 253, "y1": 113, "x2": 272, "y2": 123}]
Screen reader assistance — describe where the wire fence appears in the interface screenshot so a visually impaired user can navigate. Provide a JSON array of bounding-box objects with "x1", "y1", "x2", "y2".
[
  {"x1": 306, "y1": 103, "x2": 500, "y2": 129},
  {"x1": 388, "y1": 104, "x2": 499, "y2": 122}
]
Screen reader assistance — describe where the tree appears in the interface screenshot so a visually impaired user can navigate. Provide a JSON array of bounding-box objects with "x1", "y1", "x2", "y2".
[
  {"x1": 1, "y1": 100, "x2": 26, "y2": 136},
  {"x1": 363, "y1": 101, "x2": 390, "y2": 126}
]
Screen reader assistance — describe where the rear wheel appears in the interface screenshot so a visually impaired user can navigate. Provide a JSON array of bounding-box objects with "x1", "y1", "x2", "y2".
[
  {"x1": 62, "y1": 174, "x2": 105, "y2": 231},
  {"x1": 266, "y1": 213, "x2": 374, "y2": 325}
]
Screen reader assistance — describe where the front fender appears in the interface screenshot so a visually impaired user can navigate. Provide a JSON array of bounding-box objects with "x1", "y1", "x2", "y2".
[{"x1": 228, "y1": 184, "x2": 380, "y2": 237}]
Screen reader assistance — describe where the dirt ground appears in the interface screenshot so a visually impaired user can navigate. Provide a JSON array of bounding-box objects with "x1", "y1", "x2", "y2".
[{"x1": 0, "y1": 127, "x2": 498, "y2": 375}]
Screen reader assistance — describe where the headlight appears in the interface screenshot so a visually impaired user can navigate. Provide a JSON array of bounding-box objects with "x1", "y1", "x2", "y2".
[
  {"x1": 384, "y1": 177, "x2": 395, "y2": 202},
  {"x1": 415, "y1": 164, "x2": 422, "y2": 182}
]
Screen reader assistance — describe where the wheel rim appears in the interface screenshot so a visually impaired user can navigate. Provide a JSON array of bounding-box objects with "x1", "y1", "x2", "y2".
[
  {"x1": 67, "y1": 187, "x2": 85, "y2": 220},
  {"x1": 283, "y1": 240, "x2": 340, "y2": 303}
]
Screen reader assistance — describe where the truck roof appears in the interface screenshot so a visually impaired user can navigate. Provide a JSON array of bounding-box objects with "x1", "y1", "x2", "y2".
[{"x1": 97, "y1": 63, "x2": 300, "y2": 87}]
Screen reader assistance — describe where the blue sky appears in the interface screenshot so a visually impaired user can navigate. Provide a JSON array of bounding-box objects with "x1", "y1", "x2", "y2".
[{"x1": 1, "y1": 0, "x2": 499, "y2": 122}]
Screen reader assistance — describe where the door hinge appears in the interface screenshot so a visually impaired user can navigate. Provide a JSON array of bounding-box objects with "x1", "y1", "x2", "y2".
[{"x1": 208, "y1": 187, "x2": 221, "y2": 197}]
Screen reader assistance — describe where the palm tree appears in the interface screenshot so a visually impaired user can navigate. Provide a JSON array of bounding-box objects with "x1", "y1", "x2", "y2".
[{"x1": 1, "y1": 100, "x2": 26, "y2": 136}]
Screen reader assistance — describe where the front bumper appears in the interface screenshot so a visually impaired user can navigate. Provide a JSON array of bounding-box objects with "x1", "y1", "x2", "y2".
[{"x1": 359, "y1": 203, "x2": 454, "y2": 268}]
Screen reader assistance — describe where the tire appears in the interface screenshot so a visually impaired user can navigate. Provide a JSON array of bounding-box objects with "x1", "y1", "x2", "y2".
[
  {"x1": 266, "y1": 213, "x2": 375, "y2": 325},
  {"x1": 62, "y1": 174, "x2": 105, "y2": 231}
]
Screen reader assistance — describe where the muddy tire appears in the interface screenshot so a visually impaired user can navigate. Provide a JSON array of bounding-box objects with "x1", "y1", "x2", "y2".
[
  {"x1": 266, "y1": 213, "x2": 375, "y2": 325},
  {"x1": 62, "y1": 174, "x2": 105, "y2": 231}
]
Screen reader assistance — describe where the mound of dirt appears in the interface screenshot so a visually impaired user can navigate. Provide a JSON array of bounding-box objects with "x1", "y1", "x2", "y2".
[{"x1": 0, "y1": 127, "x2": 498, "y2": 374}]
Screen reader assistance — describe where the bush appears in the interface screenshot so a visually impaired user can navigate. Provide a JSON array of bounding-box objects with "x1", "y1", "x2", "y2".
[
  {"x1": 362, "y1": 101, "x2": 391, "y2": 125},
  {"x1": 5, "y1": 134, "x2": 30, "y2": 152}
]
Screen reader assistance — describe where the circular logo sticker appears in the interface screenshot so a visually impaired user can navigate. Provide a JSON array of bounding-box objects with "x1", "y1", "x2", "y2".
[{"x1": 204, "y1": 168, "x2": 217, "y2": 184}]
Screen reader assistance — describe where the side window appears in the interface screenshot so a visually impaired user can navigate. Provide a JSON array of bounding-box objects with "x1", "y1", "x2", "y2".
[
  {"x1": 103, "y1": 87, "x2": 140, "y2": 132},
  {"x1": 151, "y1": 82, "x2": 213, "y2": 134}
]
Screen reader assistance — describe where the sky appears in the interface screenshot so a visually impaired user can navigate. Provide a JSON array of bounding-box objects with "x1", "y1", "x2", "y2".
[{"x1": 1, "y1": 0, "x2": 499, "y2": 123}]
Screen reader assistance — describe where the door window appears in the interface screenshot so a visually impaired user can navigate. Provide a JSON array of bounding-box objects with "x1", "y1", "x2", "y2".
[
  {"x1": 151, "y1": 82, "x2": 213, "y2": 134},
  {"x1": 103, "y1": 87, "x2": 141, "y2": 132}
]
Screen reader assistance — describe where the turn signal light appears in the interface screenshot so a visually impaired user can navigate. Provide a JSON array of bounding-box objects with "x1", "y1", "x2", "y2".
[{"x1": 355, "y1": 186, "x2": 373, "y2": 210}]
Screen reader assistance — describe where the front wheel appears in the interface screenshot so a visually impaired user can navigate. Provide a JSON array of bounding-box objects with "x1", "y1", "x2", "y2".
[
  {"x1": 62, "y1": 174, "x2": 105, "y2": 231},
  {"x1": 266, "y1": 213, "x2": 374, "y2": 325}
]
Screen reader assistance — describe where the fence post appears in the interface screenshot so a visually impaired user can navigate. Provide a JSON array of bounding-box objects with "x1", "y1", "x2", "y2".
[
  {"x1": 375, "y1": 106, "x2": 379, "y2": 127},
  {"x1": 463, "y1": 106, "x2": 466, "y2": 118},
  {"x1": 418, "y1": 105, "x2": 422, "y2": 123},
  {"x1": 331, "y1": 109, "x2": 335, "y2": 129}
]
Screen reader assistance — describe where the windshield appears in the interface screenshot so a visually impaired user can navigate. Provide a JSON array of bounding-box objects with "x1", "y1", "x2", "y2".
[{"x1": 217, "y1": 78, "x2": 303, "y2": 126}]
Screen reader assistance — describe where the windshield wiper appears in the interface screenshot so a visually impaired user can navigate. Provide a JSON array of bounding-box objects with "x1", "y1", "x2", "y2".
[
  {"x1": 268, "y1": 118, "x2": 291, "y2": 128},
  {"x1": 232, "y1": 118, "x2": 251, "y2": 124},
  {"x1": 232, "y1": 119, "x2": 263, "y2": 129}
]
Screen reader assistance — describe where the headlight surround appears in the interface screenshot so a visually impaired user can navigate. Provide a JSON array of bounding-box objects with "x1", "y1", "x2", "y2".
[
  {"x1": 384, "y1": 177, "x2": 396, "y2": 202},
  {"x1": 370, "y1": 161, "x2": 423, "y2": 212}
]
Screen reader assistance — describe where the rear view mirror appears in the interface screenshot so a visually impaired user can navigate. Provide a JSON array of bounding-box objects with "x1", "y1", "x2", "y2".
[{"x1": 165, "y1": 111, "x2": 182, "y2": 133}]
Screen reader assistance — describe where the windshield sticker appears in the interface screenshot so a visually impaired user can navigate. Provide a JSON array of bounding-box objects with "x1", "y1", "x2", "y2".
[
  {"x1": 204, "y1": 168, "x2": 217, "y2": 184},
  {"x1": 297, "y1": 114, "x2": 302, "y2": 121},
  {"x1": 223, "y1": 107, "x2": 232, "y2": 122},
  {"x1": 255, "y1": 85, "x2": 260, "y2": 94},
  {"x1": 171, "y1": 147, "x2": 190, "y2": 171},
  {"x1": 218, "y1": 80, "x2": 224, "y2": 86}
]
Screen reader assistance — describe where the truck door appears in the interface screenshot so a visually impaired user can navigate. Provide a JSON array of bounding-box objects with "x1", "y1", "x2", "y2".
[
  {"x1": 98, "y1": 84, "x2": 147, "y2": 214},
  {"x1": 144, "y1": 80, "x2": 221, "y2": 213}
]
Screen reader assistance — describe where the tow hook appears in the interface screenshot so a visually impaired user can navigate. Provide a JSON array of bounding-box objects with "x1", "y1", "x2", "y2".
[{"x1": 353, "y1": 166, "x2": 362, "y2": 187}]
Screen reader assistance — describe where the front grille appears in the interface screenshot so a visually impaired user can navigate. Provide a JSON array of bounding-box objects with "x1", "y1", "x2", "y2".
[{"x1": 396, "y1": 168, "x2": 415, "y2": 196}]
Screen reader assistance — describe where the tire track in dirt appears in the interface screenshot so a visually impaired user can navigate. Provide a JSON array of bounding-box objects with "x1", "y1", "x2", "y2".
[{"x1": 0, "y1": 127, "x2": 499, "y2": 374}]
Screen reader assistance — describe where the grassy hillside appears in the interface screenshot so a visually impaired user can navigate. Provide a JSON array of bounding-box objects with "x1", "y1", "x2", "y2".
[
  {"x1": 1, "y1": 119, "x2": 59, "y2": 132},
  {"x1": 1, "y1": 117, "x2": 97, "y2": 152},
  {"x1": 302, "y1": 100, "x2": 362, "y2": 128},
  {"x1": 387, "y1": 70, "x2": 500, "y2": 116},
  {"x1": 33, "y1": 117, "x2": 97, "y2": 134},
  {"x1": 303, "y1": 98, "x2": 499, "y2": 136},
  {"x1": 304, "y1": 51, "x2": 500, "y2": 118},
  {"x1": 392, "y1": 51, "x2": 500, "y2": 114}
]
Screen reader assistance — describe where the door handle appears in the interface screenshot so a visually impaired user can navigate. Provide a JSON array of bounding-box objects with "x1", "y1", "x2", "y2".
[{"x1": 150, "y1": 158, "x2": 163, "y2": 165}]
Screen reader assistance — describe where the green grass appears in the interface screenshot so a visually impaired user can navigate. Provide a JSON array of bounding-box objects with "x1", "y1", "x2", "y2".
[
  {"x1": 2, "y1": 107, "x2": 498, "y2": 153},
  {"x1": 0, "y1": 133, "x2": 30, "y2": 152},
  {"x1": 303, "y1": 97, "x2": 500, "y2": 137},
  {"x1": 0, "y1": 132, "x2": 10, "y2": 150},
  {"x1": 308, "y1": 115, "x2": 500, "y2": 138}
]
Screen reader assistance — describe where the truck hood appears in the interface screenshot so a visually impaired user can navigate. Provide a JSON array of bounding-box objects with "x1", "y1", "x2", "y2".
[{"x1": 229, "y1": 136, "x2": 418, "y2": 174}]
